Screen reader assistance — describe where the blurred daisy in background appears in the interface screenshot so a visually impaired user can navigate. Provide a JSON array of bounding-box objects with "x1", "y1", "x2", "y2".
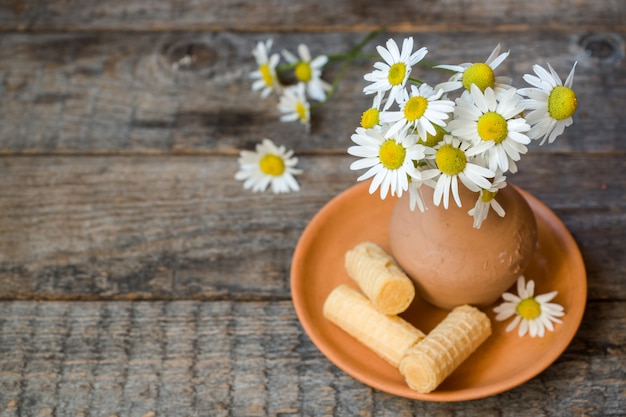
[
  {"x1": 278, "y1": 83, "x2": 310, "y2": 127},
  {"x1": 235, "y1": 138, "x2": 302, "y2": 194},
  {"x1": 250, "y1": 39, "x2": 281, "y2": 98},
  {"x1": 282, "y1": 44, "x2": 330, "y2": 102}
]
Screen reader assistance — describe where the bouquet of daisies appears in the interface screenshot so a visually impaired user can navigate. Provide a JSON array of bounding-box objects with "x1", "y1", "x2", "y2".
[{"x1": 348, "y1": 37, "x2": 578, "y2": 228}]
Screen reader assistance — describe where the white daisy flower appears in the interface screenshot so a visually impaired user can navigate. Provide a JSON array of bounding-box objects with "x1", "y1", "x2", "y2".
[
  {"x1": 278, "y1": 83, "x2": 310, "y2": 126},
  {"x1": 450, "y1": 85, "x2": 531, "y2": 174},
  {"x1": 363, "y1": 37, "x2": 428, "y2": 110},
  {"x1": 494, "y1": 276, "x2": 565, "y2": 338},
  {"x1": 235, "y1": 138, "x2": 302, "y2": 194},
  {"x1": 407, "y1": 170, "x2": 439, "y2": 212},
  {"x1": 380, "y1": 83, "x2": 455, "y2": 140},
  {"x1": 468, "y1": 171, "x2": 507, "y2": 229},
  {"x1": 428, "y1": 135, "x2": 495, "y2": 209},
  {"x1": 518, "y1": 62, "x2": 578, "y2": 145},
  {"x1": 250, "y1": 39, "x2": 281, "y2": 98},
  {"x1": 435, "y1": 44, "x2": 512, "y2": 96},
  {"x1": 360, "y1": 90, "x2": 386, "y2": 129},
  {"x1": 348, "y1": 125, "x2": 426, "y2": 199},
  {"x1": 282, "y1": 44, "x2": 330, "y2": 102}
]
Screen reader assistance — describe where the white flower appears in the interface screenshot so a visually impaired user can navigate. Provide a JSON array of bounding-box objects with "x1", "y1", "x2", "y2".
[
  {"x1": 494, "y1": 276, "x2": 565, "y2": 338},
  {"x1": 250, "y1": 39, "x2": 281, "y2": 98},
  {"x1": 278, "y1": 83, "x2": 310, "y2": 126},
  {"x1": 435, "y1": 44, "x2": 512, "y2": 96},
  {"x1": 407, "y1": 171, "x2": 438, "y2": 212},
  {"x1": 518, "y1": 62, "x2": 578, "y2": 145},
  {"x1": 426, "y1": 135, "x2": 494, "y2": 209},
  {"x1": 282, "y1": 44, "x2": 330, "y2": 102},
  {"x1": 363, "y1": 37, "x2": 428, "y2": 110},
  {"x1": 235, "y1": 138, "x2": 302, "y2": 194},
  {"x1": 360, "y1": 90, "x2": 386, "y2": 129},
  {"x1": 468, "y1": 171, "x2": 507, "y2": 228},
  {"x1": 348, "y1": 126, "x2": 426, "y2": 199},
  {"x1": 380, "y1": 83, "x2": 455, "y2": 140},
  {"x1": 450, "y1": 85, "x2": 531, "y2": 174}
]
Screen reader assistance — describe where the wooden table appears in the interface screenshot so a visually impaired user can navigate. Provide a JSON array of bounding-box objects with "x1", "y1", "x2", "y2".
[{"x1": 0, "y1": 1, "x2": 624, "y2": 416}]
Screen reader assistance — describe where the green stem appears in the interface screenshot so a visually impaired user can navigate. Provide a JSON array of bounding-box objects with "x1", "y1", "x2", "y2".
[{"x1": 311, "y1": 28, "x2": 383, "y2": 109}]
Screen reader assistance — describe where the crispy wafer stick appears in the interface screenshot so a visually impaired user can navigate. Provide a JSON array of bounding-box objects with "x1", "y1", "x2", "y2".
[
  {"x1": 323, "y1": 284, "x2": 426, "y2": 367},
  {"x1": 399, "y1": 305, "x2": 492, "y2": 393},
  {"x1": 345, "y1": 241, "x2": 415, "y2": 315}
]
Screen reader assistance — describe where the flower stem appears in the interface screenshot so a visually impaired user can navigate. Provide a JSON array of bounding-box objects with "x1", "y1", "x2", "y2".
[{"x1": 312, "y1": 28, "x2": 383, "y2": 109}]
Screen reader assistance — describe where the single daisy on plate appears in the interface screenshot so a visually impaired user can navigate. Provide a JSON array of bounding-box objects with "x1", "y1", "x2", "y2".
[
  {"x1": 278, "y1": 83, "x2": 310, "y2": 126},
  {"x1": 363, "y1": 37, "x2": 428, "y2": 110},
  {"x1": 360, "y1": 90, "x2": 386, "y2": 129},
  {"x1": 380, "y1": 83, "x2": 455, "y2": 140},
  {"x1": 450, "y1": 85, "x2": 531, "y2": 174},
  {"x1": 282, "y1": 44, "x2": 330, "y2": 102},
  {"x1": 468, "y1": 171, "x2": 507, "y2": 229},
  {"x1": 428, "y1": 135, "x2": 494, "y2": 209},
  {"x1": 235, "y1": 138, "x2": 302, "y2": 194},
  {"x1": 348, "y1": 125, "x2": 426, "y2": 199},
  {"x1": 518, "y1": 62, "x2": 578, "y2": 145},
  {"x1": 435, "y1": 44, "x2": 512, "y2": 96},
  {"x1": 494, "y1": 276, "x2": 565, "y2": 338},
  {"x1": 250, "y1": 39, "x2": 281, "y2": 98}
]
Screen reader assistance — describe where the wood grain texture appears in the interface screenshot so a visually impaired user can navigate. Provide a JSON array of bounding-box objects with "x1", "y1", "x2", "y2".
[
  {"x1": 0, "y1": 153, "x2": 624, "y2": 302},
  {"x1": 0, "y1": 0, "x2": 624, "y2": 32},
  {"x1": 0, "y1": 1, "x2": 624, "y2": 415},
  {"x1": 0, "y1": 31, "x2": 624, "y2": 154},
  {"x1": 0, "y1": 300, "x2": 623, "y2": 416}
]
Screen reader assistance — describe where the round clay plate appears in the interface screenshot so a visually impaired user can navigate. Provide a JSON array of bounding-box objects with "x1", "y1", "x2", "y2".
[{"x1": 290, "y1": 182, "x2": 586, "y2": 402}]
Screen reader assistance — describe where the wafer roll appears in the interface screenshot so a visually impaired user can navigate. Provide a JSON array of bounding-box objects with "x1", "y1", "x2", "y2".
[
  {"x1": 345, "y1": 242, "x2": 415, "y2": 315},
  {"x1": 323, "y1": 284, "x2": 426, "y2": 367},
  {"x1": 399, "y1": 305, "x2": 492, "y2": 393}
]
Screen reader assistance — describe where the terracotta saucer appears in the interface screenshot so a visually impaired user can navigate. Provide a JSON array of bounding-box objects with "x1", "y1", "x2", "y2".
[{"x1": 290, "y1": 181, "x2": 586, "y2": 402}]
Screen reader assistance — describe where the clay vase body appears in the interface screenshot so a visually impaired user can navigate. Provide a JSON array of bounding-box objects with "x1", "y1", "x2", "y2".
[{"x1": 388, "y1": 184, "x2": 537, "y2": 310}]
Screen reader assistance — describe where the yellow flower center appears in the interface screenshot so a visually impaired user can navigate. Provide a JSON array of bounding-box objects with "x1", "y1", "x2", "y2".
[
  {"x1": 477, "y1": 112, "x2": 508, "y2": 143},
  {"x1": 418, "y1": 128, "x2": 444, "y2": 148},
  {"x1": 404, "y1": 96, "x2": 428, "y2": 121},
  {"x1": 295, "y1": 62, "x2": 312, "y2": 82},
  {"x1": 259, "y1": 154, "x2": 285, "y2": 176},
  {"x1": 259, "y1": 63, "x2": 274, "y2": 87},
  {"x1": 296, "y1": 101, "x2": 308, "y2": 122},
  {"x1": 462, "y1": 63, "x2": 496, "y2": 92},
  {"x1": 481, "y1": 189, "x2": 497, "y2": 203},
  {"x1": 379, "y1": 139, "x2": 406, "y2": 170},
  {"x1": 548, "y1": 86, "x2": 578, "y2": 120},
  {"x1": 361, "y1": 108, "x2": 380, "y2": 129},
  {"x1": 516, "y1": 298, "x2": 541, "y2": 320},
  {"x1": 388, "y1": 62, "x2": 407, "y2": 86},
  {"x1": 435, "y1": 144, "x2": 466, "y2": 175}
]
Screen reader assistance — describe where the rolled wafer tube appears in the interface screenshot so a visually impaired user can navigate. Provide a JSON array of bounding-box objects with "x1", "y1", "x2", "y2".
[
  {"x1": 345, "y1": 241, "x2": 415, "y2": 315},
  {"x1": 399, "y1": 305, "x2": 492, "y2": 393},
  {"x1": 323, "y1": 284, "x2": 426, "y2": 367}
]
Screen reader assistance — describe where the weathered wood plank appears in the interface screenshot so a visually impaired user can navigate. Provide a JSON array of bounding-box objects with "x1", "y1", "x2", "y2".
[
  {"x1": 0, "y1": 300, "x2": 623, "y2": 416},
  {"x1": 0, "y1": 0, "x2": 624, "y2": 32},
  {"x1": 0, "y1": 153, "x2": 623, "y2": 301},
  {"x1": 0, "y1": 31, "x2": 623, "y2": 154}
]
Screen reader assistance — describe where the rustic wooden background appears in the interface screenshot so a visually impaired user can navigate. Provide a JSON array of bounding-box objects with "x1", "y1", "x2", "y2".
[{"x1": 0, "y1": 1, "x2": 624, "y2": 416}]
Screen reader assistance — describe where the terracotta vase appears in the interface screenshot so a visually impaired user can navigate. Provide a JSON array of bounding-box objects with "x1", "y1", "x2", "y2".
[{"x1": 388, "y1": 184, "x2": 537, "y2": 310}]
